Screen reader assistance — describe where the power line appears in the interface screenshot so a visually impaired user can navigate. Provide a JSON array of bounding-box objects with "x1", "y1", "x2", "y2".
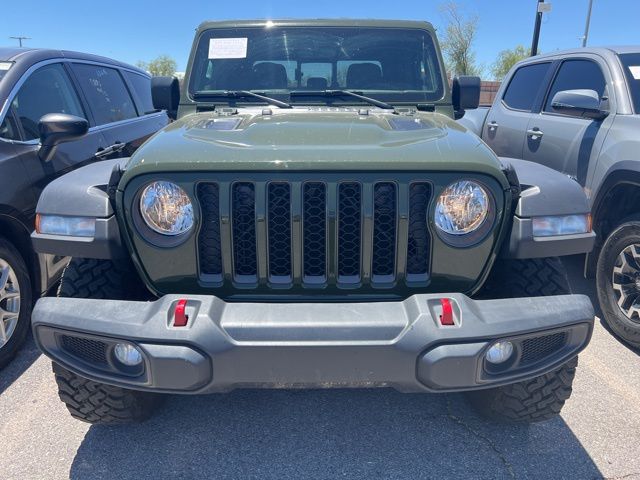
[{"x1": 9, "y1": 36, "x2": 31, "y2": 47}]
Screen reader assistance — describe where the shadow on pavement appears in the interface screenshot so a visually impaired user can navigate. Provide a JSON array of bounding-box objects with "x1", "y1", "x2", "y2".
[
  {"x1": 70, "y1": 389, "x2": 601, "y2": 480},
  {"x1": 0, "y1": 333, "x2": 41, "y2": 396}
]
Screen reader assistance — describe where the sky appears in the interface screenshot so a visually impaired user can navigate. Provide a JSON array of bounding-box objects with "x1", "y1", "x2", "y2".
[{"x1": 3, "y1": 0, "x2": 639, "y2": 79}]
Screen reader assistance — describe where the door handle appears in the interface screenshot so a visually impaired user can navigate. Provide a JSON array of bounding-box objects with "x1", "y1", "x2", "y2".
[
  {"x1": 488, "y1": 121, "x2": 499, "y2": 131},
  {"x1": 95, "y1": 142, "x2": 126, "y2": 158},
  {"x1": 526, "y1": 128, "x2": 544, "y2": 139}
]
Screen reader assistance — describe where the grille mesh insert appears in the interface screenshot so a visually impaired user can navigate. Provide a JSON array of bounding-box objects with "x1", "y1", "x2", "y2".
[
  {"x1": 372, "y1": 182, "x2": 397, "y2": 276},
  {"x1": 268, "y1": 183, "x2": 292, "y2": 277},
  {"x1": 232, "y1": 182, "x2": 257, "y2": 276},
  {"x1": 61, "y1": 335, "x2": 108, "y2": 366},
  {"x1": 197, "y1": 183, "x2": 222, "y2": 275},
  {"x1": 407, "y1": 183, "x2": 431, "y2": 276},
  {"x1": 338, "y1": 182, "x2": 362, "y2": 278},
  {"x1": 520, "y1": 332, "x2": 567, "y2": 365},
  {"x1": 303, "y1": 182, "x2": 327, "y2": 278}
]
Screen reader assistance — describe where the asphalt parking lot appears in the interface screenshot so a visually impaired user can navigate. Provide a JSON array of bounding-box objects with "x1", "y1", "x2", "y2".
[{"x1": 0, "y1": 255, "x2": 638, "y2": 480}]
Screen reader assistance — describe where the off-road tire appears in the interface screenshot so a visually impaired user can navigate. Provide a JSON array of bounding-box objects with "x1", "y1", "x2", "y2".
[
  {"x1": 470, "y1": 257, "x2": 577, "y2": 422},
  {"x1": 54, "y1": 258, "x2": 161, "y2": 424},
  {"x1": 468, "y1": 357, "x2": 578, "y2": 423},
  {"x1": 0, "y1": 237, "x2": 33, "y2": 369},
  {"x1": 480, "y1": 257, "x2": 570, "y2": 298},
  {"x1": 53, "y1": 362, "x2": 160, "y2": 424},
  {"x1": 596, "y1": 219, "x2": 640, "y2": 348}
]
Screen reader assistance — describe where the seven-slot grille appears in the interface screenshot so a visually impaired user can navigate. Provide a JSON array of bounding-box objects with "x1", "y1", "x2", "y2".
[{"x1": 197, "y1": 178, "x2": 432, "y2": 289}]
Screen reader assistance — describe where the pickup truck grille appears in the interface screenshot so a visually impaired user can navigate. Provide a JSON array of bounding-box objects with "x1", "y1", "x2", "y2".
[{"x1": 196, "y1": 177, "x2": 432, "y2": 290}]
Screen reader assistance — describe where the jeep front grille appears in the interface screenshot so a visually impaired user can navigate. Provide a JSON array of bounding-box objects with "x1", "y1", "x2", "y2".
[{"x1": 196, "y1": 177, "x2": 432, "y2": 290}]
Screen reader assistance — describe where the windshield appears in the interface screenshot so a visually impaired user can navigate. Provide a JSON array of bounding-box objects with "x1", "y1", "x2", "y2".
[
  {"x1": 188, "y1": 26, "x2": 445, "y2": 105},
  {"x1": 620, "y1": 53, "x2": 640, "y2": 113},
  {"x1": 0, "y1": 62, "x2": 12, "y2": 83}
]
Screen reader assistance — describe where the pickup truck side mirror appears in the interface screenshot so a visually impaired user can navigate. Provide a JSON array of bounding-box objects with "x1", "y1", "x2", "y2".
[
  {"x1": 550, "y1": 89, "x2": 609, "y2": 121},
  {"x1": 38, "y1": 113, "x2": 89, "y2": 162},
  {"x1": 452, "y1": 76, "x2": 481, "y2": 119},
  {"x1": 152, "y1": 76, "x2": 180, "y2": 120}
]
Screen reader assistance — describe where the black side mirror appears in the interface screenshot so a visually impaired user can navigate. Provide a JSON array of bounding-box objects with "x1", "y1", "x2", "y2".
[
  {"x1": 452, "y1": 76, "x2": 481, "y2": 119},
  {"x1": 152, "y1": 76, "x2": 180, "y2": 120},
  {"x1": 551, "y1": 89, "x2": 609, "y2": 120},
  {"x1": 38, "y1": 113, "x2": 89, "y2": 162}
]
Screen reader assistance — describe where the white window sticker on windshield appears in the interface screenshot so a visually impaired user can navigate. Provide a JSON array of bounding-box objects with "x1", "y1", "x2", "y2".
[
  {"x1": 208, "y1": 38, "x2": 248, "y2": 59},
  {"x1": 629, "y1": 66, "x2": 640, "y2": 80}
]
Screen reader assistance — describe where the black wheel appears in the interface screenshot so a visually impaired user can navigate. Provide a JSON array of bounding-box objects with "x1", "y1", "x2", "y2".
[
  {"x1": 54, "y1": 258, "x2": 161, "y2": 424},
  {"x1": 469, "y1": 257, "x2": 577, "y2": 423},
  {"x1": 468, "y1": 357, "x2": 578, "y2": 423},
  {"x1": 0, "y1": 237, "x2": 33, "y2": 369},
  {"x1": 596, "y1": 219, "x2": 640, "y2": 348}
]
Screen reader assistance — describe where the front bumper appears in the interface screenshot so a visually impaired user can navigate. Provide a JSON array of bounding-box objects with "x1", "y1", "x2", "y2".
[{"x1": 32, "y1": 293, "x2": 594, "y2": 394}]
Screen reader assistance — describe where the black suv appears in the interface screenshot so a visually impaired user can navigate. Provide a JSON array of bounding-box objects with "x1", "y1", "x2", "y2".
[{"x1": 0, "y1": 47, "x2": 171, "y2": 367}]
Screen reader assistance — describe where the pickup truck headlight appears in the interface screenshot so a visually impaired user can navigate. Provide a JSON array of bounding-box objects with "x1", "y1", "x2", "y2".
[
  {"x1": 435, "y1": 180, "x2": 491, "y2": 236},
  {"x1": 139, "y1": 181, "x2": 194, "y2": 236},
  {"x1": 532, "y1": 214, "x2": 591, "y2": 237}
]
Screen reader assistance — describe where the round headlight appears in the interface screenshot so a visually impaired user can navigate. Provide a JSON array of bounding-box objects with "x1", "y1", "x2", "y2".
[
  {"x1": 435, "y1": 180, "x2": 490, "y2": 235},
  {"x1": 139, "y1": 181, "x2": 194, "y2": 235}
]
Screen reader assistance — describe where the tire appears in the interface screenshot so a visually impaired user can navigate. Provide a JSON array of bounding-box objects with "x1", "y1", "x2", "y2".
[
  {"x1": 54, "y1": 258, "x2": 161, "y2": 424},
  {"x1": 53, "y1": 362, "x2": 160, "y2": 424},
  {"x1": 469, "y1": 257, "x2": 577, "y2": 423},
  {"x1": 596, "y1": 219, "x2": 640, "y2": 348},
  {"x1": 479, "y1": 257, "x2": 570, "y2": 298},
  {"x1": 0, "y1": 237, "x2": 33, "y2": 369},
  {"x1": 468, "y1": 357, "x2": 578, "y2": 423}
]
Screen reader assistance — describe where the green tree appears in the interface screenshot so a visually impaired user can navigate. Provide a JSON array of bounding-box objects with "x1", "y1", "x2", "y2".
[
  {"x1": 491, "y1": 45, "x2": 531, "y2": 81},
  {"x1": 136, "y1": 55, "x2": 177, "y2": 76},
  {"x1": 440, "y1": 1, "x2": 482, "y2": 77}
]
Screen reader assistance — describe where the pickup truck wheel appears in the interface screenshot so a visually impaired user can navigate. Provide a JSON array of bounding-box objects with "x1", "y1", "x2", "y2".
[
  {"x1": 468, "y1": 357, "x2": 578, "y2": 423},
  {"x1": 0, "y1": 238, "x2": 33, "y2": 369},
  {"x1": 596, "y1": 219, "x2": 640, "y2": 348},
  {"x1": 469, "y1": 257, "x2": 577, "y2": 422},
  {"x1": 53, "y1": 258, "x2": 161, "y2": 424}
]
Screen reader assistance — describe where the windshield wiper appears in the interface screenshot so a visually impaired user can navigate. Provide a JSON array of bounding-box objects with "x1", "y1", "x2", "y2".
[
  {"x1": 193, "y1": 90, "x2": 292, "y2": 109},
  {"x1": 290, "y1": 90, "x2": 395, "y2": 110}
]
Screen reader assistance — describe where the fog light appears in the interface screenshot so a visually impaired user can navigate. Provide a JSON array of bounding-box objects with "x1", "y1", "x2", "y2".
[
  {"x1": 485, "y1": 341, "x2": 514, "y2": 364},
  {"x1": 114, "y1": 343, "x2": 143, "y2": 366}
]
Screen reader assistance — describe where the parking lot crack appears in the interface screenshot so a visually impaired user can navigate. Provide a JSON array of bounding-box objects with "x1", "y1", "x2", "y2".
[{"x1": 446, "y1": 398, "x2": 516, "y2": 479}]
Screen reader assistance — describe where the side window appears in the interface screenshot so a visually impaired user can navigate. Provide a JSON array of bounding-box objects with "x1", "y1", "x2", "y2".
[
  {"x1": 502, "y1": 62, "x2": 552, "y2": 111},
  {"x1": 11, "y1": 63, "x2": 84, "y2": 140},
  {"x1": 123, "y1": 71, "x2": 155, "y2": 115},
  {"x1": 544, "y1": 59, "x2": 607, "y2": 112},
  {"x1": 72, "y1": 64, "x2": 137, "y2": 125},
  {"x1": 0, "y1": 110, "x2": 21, "y2": 141}
]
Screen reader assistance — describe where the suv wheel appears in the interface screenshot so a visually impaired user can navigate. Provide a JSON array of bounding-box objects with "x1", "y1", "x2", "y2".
[
  {"x1": 53, "y1": 258, "x2": 161, "y2": 424},
  {"x1": 597, "y1": 219, "x2": 640, "y2": 348},
  {"x1": 0, "y1": 237, "x2": 33, "y2": 369},
  {"x1": 469, "y1": 257, "x2": 578, "y2": 423}
]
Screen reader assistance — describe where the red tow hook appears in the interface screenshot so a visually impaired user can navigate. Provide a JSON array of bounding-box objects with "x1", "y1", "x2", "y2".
[
  {"x1": 439, "y1": 298, "x2": 455, "y2": 326},
  {"x1": 174, "y1": 299, "x2": 189, "y2": 327}
]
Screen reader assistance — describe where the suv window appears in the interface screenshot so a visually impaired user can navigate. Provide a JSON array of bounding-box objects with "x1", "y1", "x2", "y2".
[
  {"x1": 73, "y1": 64, "x2": 137, "y2": 125},
  {"x1": 11, "y1": 63, "x2": 84, "y2": 140},
  {"x1": 544, "y1": 59, "x2": 607, "y2": 112},
  {"x1": 0, "y1": 110, "x2": 20, "y2": 141},
  {"x1": 620, "y1": 53, "x2": 640, "y2": 113},
  {"x1": 502, "y1": 62, "x2": 552, "y2": 111},
  {"x1": 124, "y1": 71, "x2": 154, "y2": 114}
]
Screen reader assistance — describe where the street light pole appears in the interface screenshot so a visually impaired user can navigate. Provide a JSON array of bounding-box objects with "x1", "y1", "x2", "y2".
[
  {"x1": 9, "y1": 36, "x2": 31, "y2": 47},
  {"x1": 530, "y1": 0, "x2": 544, "y2": 56},
  {"x1": 582, "y1": 0, "x2": 594, "y2": 47}
]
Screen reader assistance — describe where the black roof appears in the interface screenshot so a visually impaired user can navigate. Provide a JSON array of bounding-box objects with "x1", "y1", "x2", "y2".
[{"x1": 0, "y1": 47, "x2": 148, "y2": 75}]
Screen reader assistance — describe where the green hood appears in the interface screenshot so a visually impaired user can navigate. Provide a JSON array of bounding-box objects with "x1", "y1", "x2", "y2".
[{"x1": 121, "y1": 109, "x2": 507, "y2": 186}]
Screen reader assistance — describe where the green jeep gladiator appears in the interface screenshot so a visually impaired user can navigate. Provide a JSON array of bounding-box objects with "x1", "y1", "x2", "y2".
[{"x1": 31, "y1": 19, "x2": 596, "y2": 424}]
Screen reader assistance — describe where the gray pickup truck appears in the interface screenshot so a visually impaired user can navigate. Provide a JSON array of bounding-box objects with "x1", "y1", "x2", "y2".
[{"x1": 460, "y1": 46, "x2": 640, "y2": 348}]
